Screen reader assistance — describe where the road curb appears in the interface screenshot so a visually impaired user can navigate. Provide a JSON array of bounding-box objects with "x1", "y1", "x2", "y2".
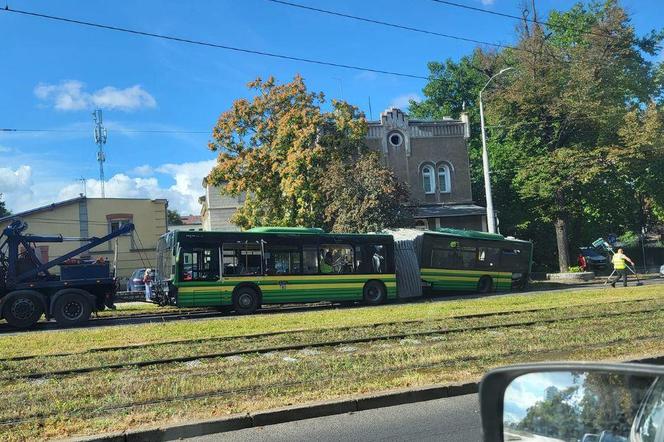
[
  {"x1": 67, "y1": 356, "x2": 664, "y2": 442},
  {"x1": 66, "y1": 382, "x2": 478, "y2": 442}
]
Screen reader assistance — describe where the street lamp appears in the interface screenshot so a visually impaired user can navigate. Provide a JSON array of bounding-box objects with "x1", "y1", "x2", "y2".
[{"x1": 479, "y1": 67, "x2": 514, "y2": 234}]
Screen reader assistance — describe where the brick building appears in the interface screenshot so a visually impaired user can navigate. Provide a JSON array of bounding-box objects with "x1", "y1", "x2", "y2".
[{"x1": 365, "y1": 107, "x2": 488, "y2": 231}]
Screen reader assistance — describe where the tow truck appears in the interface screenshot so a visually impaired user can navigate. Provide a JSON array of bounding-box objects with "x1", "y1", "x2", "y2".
[{"x1": 0, "y1": 219, "x2": 135, "y2": 328}]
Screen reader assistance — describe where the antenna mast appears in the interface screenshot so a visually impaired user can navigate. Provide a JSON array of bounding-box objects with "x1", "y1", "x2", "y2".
[{"x1": 92, "y1": 109, "x2": 108, "y2": 198}]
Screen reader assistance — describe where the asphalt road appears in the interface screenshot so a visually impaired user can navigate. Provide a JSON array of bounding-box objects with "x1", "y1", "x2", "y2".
[{"x1": 187, "y1": 393, "x2": 482, "y2": 442}]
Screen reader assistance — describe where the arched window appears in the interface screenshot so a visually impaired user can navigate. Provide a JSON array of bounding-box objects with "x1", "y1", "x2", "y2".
[
  {"x1": 422, "y1": 165, "x2": 435, "y2": 194},
  {"x1": 438, "y1": 164, "x2": 451, "y2": 193}
]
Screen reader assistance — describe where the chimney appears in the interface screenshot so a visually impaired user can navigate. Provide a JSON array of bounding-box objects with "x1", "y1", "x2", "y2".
[{"x1": 460, "y1": 112, "x2": 470, "y2": 139}]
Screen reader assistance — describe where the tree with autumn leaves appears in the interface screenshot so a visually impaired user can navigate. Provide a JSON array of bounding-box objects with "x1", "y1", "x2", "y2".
[{"x1": 207, "y1": 75, "x2": 411, "y2": 233}]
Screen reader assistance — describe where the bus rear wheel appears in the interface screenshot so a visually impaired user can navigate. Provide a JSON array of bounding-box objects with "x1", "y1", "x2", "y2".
[
  {"x1": 233, "y1": 287, "x2": 260, "y2": 315},
  {"x1": 363, "y1": 281, "x2": 386, "y2": 306},
  {"x1": 477, "y1": 276, "x2": 493, "y2": 294},
  {"x1": 2, "y1": 290, "x2": 44, "y2": 329}
]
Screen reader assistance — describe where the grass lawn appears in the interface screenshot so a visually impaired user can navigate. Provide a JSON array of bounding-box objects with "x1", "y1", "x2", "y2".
[{"x1": 0, "y1": 285, "x2": 663, "y2": 441}]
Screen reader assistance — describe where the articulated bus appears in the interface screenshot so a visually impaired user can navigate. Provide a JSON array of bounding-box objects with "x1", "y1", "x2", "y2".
[
  {"x1": 418, "y1": 229, "x2": 533, "y2": 293},
  {"x1": 155, "y1": 227, "x2": 396, "y2": 313},
  {"x1": 154, "y1": 227, "x2": 532, "y2": 313}
]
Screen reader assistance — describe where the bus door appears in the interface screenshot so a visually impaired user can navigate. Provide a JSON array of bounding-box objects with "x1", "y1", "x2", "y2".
[{"x1": 178, "y1": 246, "x2": 221, "y2": 306}]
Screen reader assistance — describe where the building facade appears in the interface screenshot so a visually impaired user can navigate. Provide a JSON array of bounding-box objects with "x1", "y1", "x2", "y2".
[
  {"x1": 0, "y1": 197, "x2": 167, "y2": 282},
  {"x1": 200, "y1": 183, "x2": 243, "y2": 231},
  {"x1": 365, "y1": 108, "x2": 488, "y2": 231},
  {"x1": 168, "y1": 215, "x2": 204, "y2": 232}
]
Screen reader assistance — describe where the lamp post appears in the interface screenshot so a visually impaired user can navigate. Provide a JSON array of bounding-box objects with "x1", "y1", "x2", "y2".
[{"x1": 479, "y1": 67, "x2": 514, "y2": 234}]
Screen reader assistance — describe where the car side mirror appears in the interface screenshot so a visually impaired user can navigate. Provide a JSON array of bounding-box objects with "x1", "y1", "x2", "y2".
[{"x1": 479, "y1": 362, "x2": 664, "y2": 442}]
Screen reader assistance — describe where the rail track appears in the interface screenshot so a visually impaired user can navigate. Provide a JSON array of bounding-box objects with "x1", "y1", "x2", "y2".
[
  {"x1": 1, "y1": 331, "x2": 661, "y2": 428},
  {"x1": 3, "y1": 302, "x2": 661, "y2": 381},
  {"x1": 1, "y1": 296, "x2": 659, "y2": 363}
]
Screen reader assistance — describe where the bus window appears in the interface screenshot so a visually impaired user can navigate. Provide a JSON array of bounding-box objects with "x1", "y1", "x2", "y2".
[
  {"x1": 181, "y1": 247, "x2": 219, "y2": 281},
  {"x1": 264, "y1": 245, "x2": 301, "y2": 275},
  {"x1": 355, "y1": 244, "x2": 386, "y2": 274},
  {"x1": 501, "y1": 248, "x2": 525, "y2": 271},
  {"x1": 222, "y1": 243, "x2": 262, "y2": 276},
  {"x1": 303, "y1": 246, "x2": 318, "y2": 274},
  {"x1": 431, "y1": 246, "x2": 476, "y2": 269},
  {"x1": 320, "y1": 244, "x2": 353, "y2": 274},
  {"x1": 477, "y1": 247, "x2": 500, "y2": 268}
]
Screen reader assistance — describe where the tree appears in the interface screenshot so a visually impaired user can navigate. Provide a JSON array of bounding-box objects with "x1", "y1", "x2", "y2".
[
  {"x1": 322, "y1": 152, "x2": 412, "y2": 233},
  {"x1": 0, "y1": 197, "x2": 9, "y2": 219},
  {"x1": 412, "y1": 0, "x2": 664, "y2": 271},
  {"x1": 167, "y1": 209, "x2": 183, "y2": 225},
  {"x1": 208, "y1": 75, "x2": 410, "y2": 232},
  {"x1": 491, "y1": 1, "x2": 664, "y2": 271}
]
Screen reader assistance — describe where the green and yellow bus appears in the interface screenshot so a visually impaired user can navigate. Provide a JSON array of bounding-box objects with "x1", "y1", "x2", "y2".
[
  {"x1": 418, "y1": 229, "x2": 533, "y2": 294},
  {"x1": 155, "y1": 227, "x2": 396, "y2": 313}
]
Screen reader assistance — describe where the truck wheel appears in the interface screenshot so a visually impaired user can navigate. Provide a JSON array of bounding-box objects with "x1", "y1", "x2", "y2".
[
  {"x1": 53, "y1": 291, "x2": 92, "y2": 326},
  {"x1": 232, "y1": 287, "x2": 260, "y2": 315},
  {"x1": 2, "y1": 290, "x2": 44, "y2": 329},
  {"x1": 363, "y1": 281, "x2": 386, "y2": 306},
  {"x1": 477, "y1": 276, "x2": 493, "y2": 294}
]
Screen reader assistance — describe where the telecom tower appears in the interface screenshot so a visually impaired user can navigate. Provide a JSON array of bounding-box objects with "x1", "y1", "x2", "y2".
[{"x1": 92, "y1": 109, "x2": 108, "y2": 198}]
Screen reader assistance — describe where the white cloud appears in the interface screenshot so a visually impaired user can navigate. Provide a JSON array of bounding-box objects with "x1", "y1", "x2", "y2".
[
  {"x1": 480, "y1": 0, "x2": 495, "y2": 5},
  {"x1": 131, "y1": 165, "x2": 154, "y2": 176},
  {"x1": 34, "y1": 80, "x2": 157, "y2": 112},
  {"x1": 52, "y1": 159, "x2": 217, "y2": 214},
  {"x1": 389, "y1": 93, "x2": 421, "y2": 110},
  {"x1": 0, "y1": 166, "x2": 34, "y2": 213}
]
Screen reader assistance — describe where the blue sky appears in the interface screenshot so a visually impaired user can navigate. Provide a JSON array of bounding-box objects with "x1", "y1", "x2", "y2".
[{"x1": 1, "y1": 0, "x2": 662, "y2": 214}]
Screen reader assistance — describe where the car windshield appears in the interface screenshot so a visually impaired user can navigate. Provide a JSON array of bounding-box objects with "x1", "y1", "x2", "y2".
[{"x1": 3, "y1": 1, "x2": 664, "y2": 441}]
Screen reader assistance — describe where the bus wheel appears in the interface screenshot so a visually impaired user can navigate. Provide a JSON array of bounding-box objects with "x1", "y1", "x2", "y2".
[
  {"x1": 363, "y1": 281, "x2": 386, "y2": 306},
  {"x1": 477, "y1": 276, "x2": 493, "y2": 294},
  {"x1": 53, "y1": 291, "x2": 92, "y2": 327},
  {"x1": 2, "y1": 290, "x2": 44, "y2": 329},
  {"x1": 233, "y1": 287, "x2": 259, "y2": 315}
]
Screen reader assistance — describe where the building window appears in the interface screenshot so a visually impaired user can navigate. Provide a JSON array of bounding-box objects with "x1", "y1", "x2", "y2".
[
  {"x1": 438, "y1": 164, "x2": 451, "y2": 193},
  {"x1": 422, "y1": 165, "x2": 435, "y2": 194},
  {"x1": 388, "y1": 131, "x2": 403, "y2": 147},
  {"x1": 107, "y1": 214, "x2": 133, "y2": 235}
]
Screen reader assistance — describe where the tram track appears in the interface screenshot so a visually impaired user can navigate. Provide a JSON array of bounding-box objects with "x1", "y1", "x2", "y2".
[
  {"x1": 1, "y1": 331, "x2": 661, "y2": 428},
  {"x1": 4, "y1": 304, "x2": 661, "y2": 381},
  {"x1": 1, "y1": 296, "x2": 659, "y2": 363}
]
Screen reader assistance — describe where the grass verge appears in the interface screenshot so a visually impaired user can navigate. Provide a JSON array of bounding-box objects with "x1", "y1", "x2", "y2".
[{"x1": 0, "y1": 285, "x2": 663, "y2": 440}]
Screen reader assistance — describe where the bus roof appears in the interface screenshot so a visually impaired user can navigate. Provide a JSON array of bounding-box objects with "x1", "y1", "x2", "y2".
[
  {"x1": 171, "y1": 228, "x2": 393, "y2": 240},
  {"x1": 428, "y1": 227, "x2": 531, "y2": 244},
  {"x1": 247, "y1": 227, "x2": 326, "y2": 234}
]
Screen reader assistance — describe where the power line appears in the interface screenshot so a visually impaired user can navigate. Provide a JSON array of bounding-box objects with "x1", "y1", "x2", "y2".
[
  {"x1": 266, "y1": 0, "x2": 518, "y2": 50},
  {"x1": 1, "y1": 128, "x2": 208, "y2": 134},
  {"x1": 429, "y1": 0, "x2": 615, "y2": 41},
  {"x1": 0, "y1": 6, "x2": 429, "y2": 80}
]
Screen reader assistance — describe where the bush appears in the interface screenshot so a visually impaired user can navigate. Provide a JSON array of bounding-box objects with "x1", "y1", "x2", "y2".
[{"x1": 618, "y1": 231, "x2": 640, "y2": 248}]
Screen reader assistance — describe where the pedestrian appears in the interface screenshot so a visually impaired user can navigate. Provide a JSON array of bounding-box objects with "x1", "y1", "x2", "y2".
[
  {"x1": 143, "y1": 268, "x2": 153, "y2": 301},
  {"x1": 577, "y1": 253, "x2": 587, "y2": 272},
  {"x1": 611, "y1": 248, "x2": 635, "y2": 288}
]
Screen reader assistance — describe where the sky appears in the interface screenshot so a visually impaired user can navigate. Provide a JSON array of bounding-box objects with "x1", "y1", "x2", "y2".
[{"x1": 1, "y1": 0, "x2": 662, "y2": 215}]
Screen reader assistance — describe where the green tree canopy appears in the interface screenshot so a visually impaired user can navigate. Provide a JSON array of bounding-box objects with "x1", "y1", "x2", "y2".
[
  {"x1": 412, "y1": 0, "x2": 664, "y2": 271},
  {"x1": 167, "y1": 209, "x2": 183, "y2": 225},
  {"x1": 207, "y1": 75, "x2": 410, "y2": 232}
]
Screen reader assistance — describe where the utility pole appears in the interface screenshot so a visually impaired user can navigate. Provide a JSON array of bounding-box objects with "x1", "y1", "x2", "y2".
[
  {"x1": 479, "y1": 67, "x2": 514, "y2": 233},
  {"x1": 92, "y1": 109, "x2": 108, "y2": 198}
]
